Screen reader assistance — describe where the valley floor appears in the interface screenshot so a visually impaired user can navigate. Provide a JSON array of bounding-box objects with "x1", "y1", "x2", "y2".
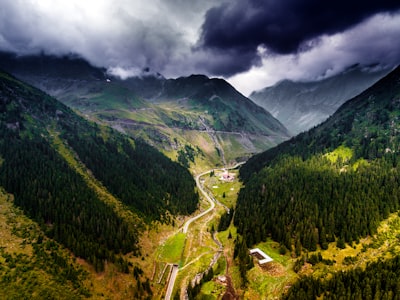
[
  {"x1": 147, "y1": 162, "x2": 400, "y2": 300},
  {"x1": 2, "y1": 160, "x2": 400, "y2": 299}
]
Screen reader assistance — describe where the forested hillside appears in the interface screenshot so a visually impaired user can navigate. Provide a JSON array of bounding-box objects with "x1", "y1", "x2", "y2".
[
  {"x1": 284, "y1": 255, "x2": 400, "y2": 299},
  {"x1": 0, "y1": 71, "x2": 198, "y2": 272},
  {"x1": 236, "y1": 66, "x2": 400, "y2": 252},
  {"x1": 231, "y1": 66, "x2": 400, "y2": 298}
]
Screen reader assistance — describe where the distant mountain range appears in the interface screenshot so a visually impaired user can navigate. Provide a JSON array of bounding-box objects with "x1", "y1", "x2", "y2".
[
  {"x1": 250, "y1": 65, "x2": 390, "y2": 134},
  {"x1": 0, "y1": 52, "x2": 290, "y2": 168}
]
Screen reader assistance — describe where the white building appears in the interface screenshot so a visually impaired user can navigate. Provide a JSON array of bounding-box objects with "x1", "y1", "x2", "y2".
[{"x1": 249, "y1": 248, "x2": 273, "y2": 264}]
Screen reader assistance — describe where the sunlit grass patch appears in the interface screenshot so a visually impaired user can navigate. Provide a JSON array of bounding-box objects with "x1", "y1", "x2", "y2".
[
  {"x1": 203, "y1": 169, "x2": 242, "y2": 209},
  {"x1": 157, "y1": 232, "x2": 186, "y2": 264},
  {"x1": 324, "y1": 145, "x2": 353, "y2": 164},
  {"x1": 352, "y1": 158, "x2": 370, "y2": 171},
  {"x1": 200, "y1": 280, "x2": 223, "y2": 299}
]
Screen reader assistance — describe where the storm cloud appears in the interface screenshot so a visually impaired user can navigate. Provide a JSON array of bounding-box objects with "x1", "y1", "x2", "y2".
[
  {"x1": 0, "y1": 0, "x2": 220, "y2": 75},
  {"x1": 228, "y1": 11, "x2": 400, "y2": 95},
  {"x1": 0, "y1": 0, "x2": 400, "y2": 95},
  {"x1": 198, "y1": 0, "x2": 400, "y2": 76}
]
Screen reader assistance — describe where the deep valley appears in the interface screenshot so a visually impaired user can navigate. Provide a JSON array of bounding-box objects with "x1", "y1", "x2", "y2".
[{"x1": 0, "y1": 57, "x2": 400, "y2": 300}]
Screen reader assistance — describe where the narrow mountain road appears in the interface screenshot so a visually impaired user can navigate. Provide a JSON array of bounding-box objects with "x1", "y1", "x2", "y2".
[
  {"x1": 165, "y1": 169, "x2": 214, "y2": 300},
  {"x1": 182, "y1": 170, "x2": 215, "y2": 233},
  {"x1": 165, "y1": 162, "x2": 245, "y2": 299},
  {"x1": 164, "y1": 264, "x2": 179, "y2": 300}
]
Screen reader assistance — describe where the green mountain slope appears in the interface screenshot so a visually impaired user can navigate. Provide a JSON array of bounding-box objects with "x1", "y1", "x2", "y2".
[
  {"x1": 0, "y1": 71, "x2": 198, "y2": 273},
  {"x1": 0, "y1": 189, "x2": 91, "y2": 299},
  {"x1": 156, "y1": 74, "x2": 288, "y2": 135},
  {"x1": 236, "y1": 65, "x2": 400, "y2": 250},
  {"x1": 0, "y1": 52, "x2": 290, "y2": 168},
  {"x1": 232, "y1": 66, "x2": 400, "y2": 299}
]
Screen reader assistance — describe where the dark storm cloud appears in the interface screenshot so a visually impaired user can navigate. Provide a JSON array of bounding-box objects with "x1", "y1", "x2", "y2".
[
  {"x1": 199, "y1": 0, "x2": 400, "y2": 76},
  {"x1": 1, "y1": 0, "x2": 399, "y2": 93},
  {"x1": 194, "y1": 46, "x2": 262, "y2": 76}
]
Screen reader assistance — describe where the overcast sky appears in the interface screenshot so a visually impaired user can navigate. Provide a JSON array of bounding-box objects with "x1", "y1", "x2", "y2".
[{"x1": 1, "y1": 0, "x2": 400, "y2": 95}]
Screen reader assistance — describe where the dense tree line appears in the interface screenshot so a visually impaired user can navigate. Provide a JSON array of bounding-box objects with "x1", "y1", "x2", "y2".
[
  {"x1": 235, "y1": 66, "x2": 400, "y2": 253},
  {"x1": 235, "y1": 153, "x2": 400, "y2": 252},
  {"x1": 0, "y1": 71, "x2": 199, "y2": 272},
  {"x1": 284, "y1": 256, "x2": 400, "y2": 299},
  {"x1": 59, "y1": 115, "x2": 198, "y2": 220},
  {"x1": 233, "y1": 236, "x2": 254, "y2": 286},
  {"x1": 0, "y1": 129, "x2": 138, "y2": 271},
  {"x1": 218, "y1": 208, "x2": 234, "y2": 232}
]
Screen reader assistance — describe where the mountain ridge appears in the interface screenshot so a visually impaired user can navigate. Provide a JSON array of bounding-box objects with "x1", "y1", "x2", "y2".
[
  {"x1": 0, "y1": 52, "x2": 290, "y2": 167},
  {"x1": 250, "y1": 65, "x2": 390, "y2": 134}
]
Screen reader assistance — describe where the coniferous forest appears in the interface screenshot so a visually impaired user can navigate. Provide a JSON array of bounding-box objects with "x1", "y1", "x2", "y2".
[
  {"x1": 236, "y1": 153, "x2": 400, "y2": 252},
  {"x1": 234, "y1": 66, "x2": 400, "y2": 296},
  {"x1": 284, "y1": 256, "x2": 400, "y2": 299},
  {"x1": 237, "y1": 66, "x2": 400, "y2": 250},
  {"x1": 0, "y1": 71, "x2": 198, "y2": 272}
]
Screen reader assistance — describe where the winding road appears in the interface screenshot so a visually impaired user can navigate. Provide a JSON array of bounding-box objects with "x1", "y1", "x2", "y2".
[
  {"x1": 164, "y1": 162, "x2": 245, "y2": 300},
  {"x1": 182, "y1": 170, "x2": 215, "y2": 233}
]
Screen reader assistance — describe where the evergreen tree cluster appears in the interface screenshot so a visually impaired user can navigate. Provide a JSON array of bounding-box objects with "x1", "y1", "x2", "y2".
[
  {"x1": 177, "y1": 144, "x2": 201, "y2": 168},
  {"x1": 0, "y1": 134, "x2": 138, "y2": 271},
  {"x1": 217, "y1": 208, "x2": 234, "y2": 232},
  {"x1": 132, "y1": 266, "x2": 153, "y2": 299},
  {"x1": 61, "y1": 123, "x2": 198, "y2": 219},
  {"x1": 233, "y1": 236, "x2": 254, "y2": 286},
  {"x1": 235, "y1": 154, "x2": 400, "y2": 251},
  {"x1": 186, "y1": 268, "x2": 214, "y2": 299},
  {"x1": 284, "y1": 256, "x2": 400, "y2": 300},
  {"x1": 0, "y1": 237, "x2": 90, "y2": 299}
]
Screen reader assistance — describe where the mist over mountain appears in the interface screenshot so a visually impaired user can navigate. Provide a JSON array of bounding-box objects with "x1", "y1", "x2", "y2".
[{"x1": 250, "y1": 65, "x2": 390, "y2": 134}]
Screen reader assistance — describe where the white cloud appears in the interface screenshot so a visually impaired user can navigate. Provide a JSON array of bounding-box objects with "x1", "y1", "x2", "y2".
[{"x1": 107, "y1": 66, "x2": 142, "y2": 79}]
